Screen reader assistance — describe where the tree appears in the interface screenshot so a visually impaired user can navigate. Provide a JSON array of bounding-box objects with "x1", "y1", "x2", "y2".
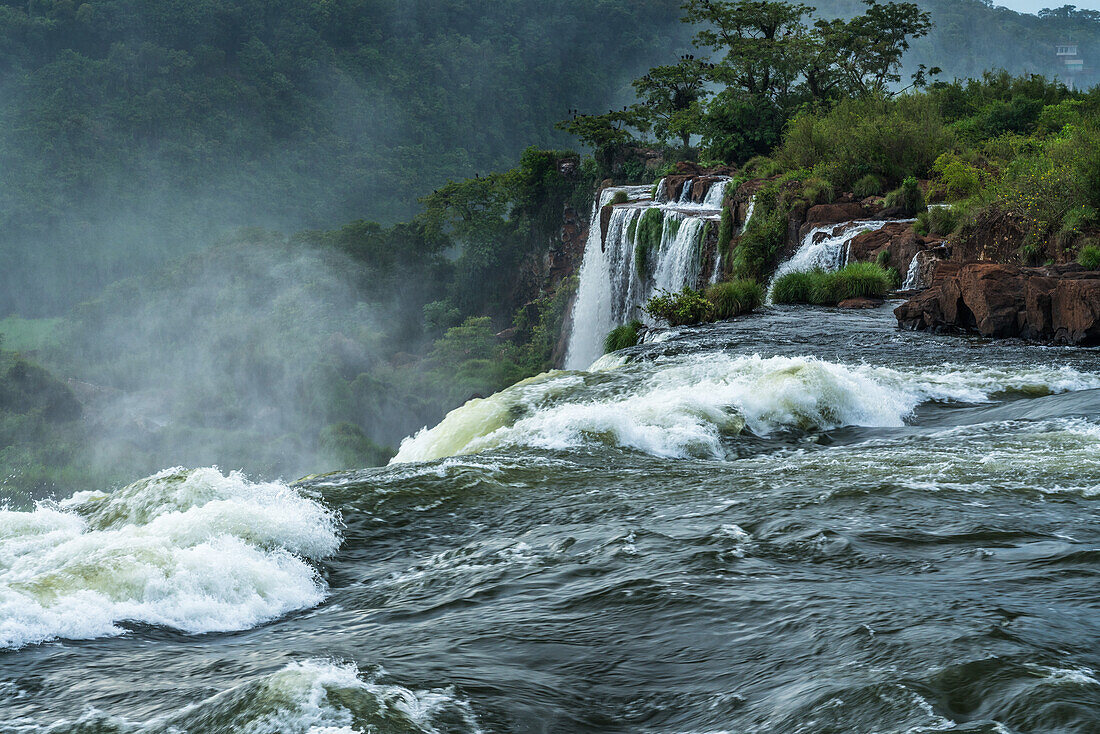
[
  {"x1": 555, "y1": 108, "x2": 645, "y2": 173},
  {"x1": 816, "y1": 0, "x2": 933, "y2": 98},
  {"x1": 681, "y1": 0, "x2": 814, "y2": 111},
  {"x1": 632, "y1": 55, "x2": 714, "y2": 148}
]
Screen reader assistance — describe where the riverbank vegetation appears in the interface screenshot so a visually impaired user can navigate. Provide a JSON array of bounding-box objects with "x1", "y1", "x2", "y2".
[{"x1": 771, "y1": 263, "x2": 894, "y2": 305}]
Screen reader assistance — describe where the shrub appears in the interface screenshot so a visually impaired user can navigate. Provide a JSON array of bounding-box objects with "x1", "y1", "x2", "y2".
[
  {"x1": 771, "y1": 263, "x2": 892, "y2": 305},
  {"x1": 1019, "y1": 242, "x2": 1043, "y2": 265},
  {"x1": 706, "y1": 279, "x2": 763, "y2": 319},
  {"x1": 876, "y1": 250, "x2": 891, "y2": 267},
  {"x1": 886, "y1": 267, "x2": 902, "y2": 289},
  {"x1": 884, "y1": 176, "x2": 926, "y2": 216},
  {"x1": 731, "y1": 185, "x2": 788, "y2": 281},
  {"x1": 930, "y1": 153, "x2": 982, "y2": 200},
  {"x1": 776, "y1": 95, "x2": 952, "y2": 189},
  {"x1": 604, "y1": 320, "x2": 643, "y2": 353},
  {"x1": 801, "y1": 177, "x2": 835, "y2": 206},
  {"x1": 1078, "y1": 242, "x2": 1100, "y2": 269},
  {"x1": 1061, "y1": 205, "x2": 1098, "y2": 238},
  {"x1": 853, "y1": 174, "x2": 885, "y2": 199},
  {"x1": 644, "y1": 288, "x2": 714, "y2": 326},
  {"x1": 918, "y1": 205, "x2": 961, "y2": 236},
  {"x1": 611, "y1": 190, "x2": 630, "y2": 205}
]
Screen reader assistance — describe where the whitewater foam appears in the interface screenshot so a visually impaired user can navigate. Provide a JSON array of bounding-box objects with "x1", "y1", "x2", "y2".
[
  {"x1": 0, "y1": 467, "x2": 341, "y2": 649},
  {"x1": 13, "y1": 659, "x2": 481, "y2": 734},
  {"x1": 392, "y1": 355, "x2": 1100, "y2": 463}
]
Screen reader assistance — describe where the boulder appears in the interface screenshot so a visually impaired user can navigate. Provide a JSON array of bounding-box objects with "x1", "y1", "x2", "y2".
[
  {"x1": 895, "y1": 262, "x2": 1100, "y2": 345},
  {"x1": 804, "y1": 203, "x2": 867, "y2": 226},
  {"x1": 838, "y1": 297, "x2": 884, "y2": 309}
]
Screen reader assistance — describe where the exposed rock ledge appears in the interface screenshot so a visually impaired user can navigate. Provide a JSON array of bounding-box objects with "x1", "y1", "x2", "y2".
[{"x1": 895, "y1": 262, "x2": 1100, "y2": 345}]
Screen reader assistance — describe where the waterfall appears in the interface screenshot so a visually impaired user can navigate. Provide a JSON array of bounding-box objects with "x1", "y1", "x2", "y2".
[
  {"x1": 564, "y1": 178, "x2": 728, "y2": 369},
  {"x1": 902, "y1": 253, "x2": 922, "y2": 290},
  {"x1": 771, "y1": 219, "x2": 915, "y2": 282},
  {"x1": 679, "y1": 179, "x2": 694, "y2": 204},
  {"x1": 741, "y1": 197, "x2": 756, "y2": 234}
]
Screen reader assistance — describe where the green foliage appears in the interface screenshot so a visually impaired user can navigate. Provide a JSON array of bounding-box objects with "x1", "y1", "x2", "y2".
[
  {"x1": 716, "y1": 205, "x2": 735, "y2": 269},
  {"x1": 771, "y1": 264, "x2": 892, "y2": 305},
  {"x1": 916, "y1": 205, "x2": 961, "y2": 236},
  {"x1": 632, "y1": 56, "x2": 713, "y2": 148},
  {"x1": 644, "y1": 288, "x2": 714, "y2": 326},
  {"x1": 604, "y1": 321, "x2": 644, "y2": 353},
  {"x1": 1078, "y1": 243, "x2": 1100, "y2": 269},
  {"x1": 801, "y1": 178, "x2": 835, "y2": 206},
  {"x1": 705, "y1": 280, "x2": 763, "y2": 320},
  {"x1": 777, "y1": 95, "x2": 953, "y2": 189},
  {"x1": 853, "y1": 174, "x2": 886, "y2": 199},
  {"x1": 732, "y1": 187, "x2": 788, "y2": 281},
  {"x1": 634, "y1": 208, "x2": 665, "y2": 275},
  {"x1": 930, "y1": 153, "x2": 983, "y2": 200},
  {"x1": 884, "y1": 176, "x2": 927, "y2": 216},
  {"x1": 611, "y1": 191, "x2": 630, "y2": 205}
]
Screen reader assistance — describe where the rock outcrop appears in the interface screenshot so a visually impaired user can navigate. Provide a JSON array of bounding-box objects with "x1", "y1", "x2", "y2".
[{"x1": 895, "y1": 262, "x2": 1100, "y2": 345}]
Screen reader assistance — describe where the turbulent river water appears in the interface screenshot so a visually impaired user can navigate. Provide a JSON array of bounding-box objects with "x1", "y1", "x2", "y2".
[{"x1": 3, "y1": 304, "x2": 1100, "y2": 733}]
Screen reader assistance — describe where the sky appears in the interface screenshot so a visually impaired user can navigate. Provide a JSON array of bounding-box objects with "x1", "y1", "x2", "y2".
[{"x1": 996, "y1": 0, "x2": 1100, "y2": 12}]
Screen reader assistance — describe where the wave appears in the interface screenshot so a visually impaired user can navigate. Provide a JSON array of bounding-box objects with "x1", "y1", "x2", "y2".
[
  {"x1": 392, "y1": 354, "x2": 1100, "y2": 463},
  {"x1": 0, "y1": 467, "x2": 341, "y2": 649},
  {"x1": 7, "y1": 659, "x2": 482, "y2": 734}
]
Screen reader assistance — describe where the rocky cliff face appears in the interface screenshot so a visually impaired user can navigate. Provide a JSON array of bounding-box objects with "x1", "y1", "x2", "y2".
[{"x1": 895, "y1": 262, "x2": 1100, "y2": 345}]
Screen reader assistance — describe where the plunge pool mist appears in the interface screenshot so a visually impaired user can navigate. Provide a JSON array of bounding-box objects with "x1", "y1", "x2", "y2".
[{"x1": 2, "y1": 304, "x2": 1100, "y2": 733}]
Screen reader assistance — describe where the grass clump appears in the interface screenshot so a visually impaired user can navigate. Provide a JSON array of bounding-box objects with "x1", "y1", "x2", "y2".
[
  {"x1": 705, "y1": 279, "x2": 763, "y2": 319},
  {"x1": 771, "y1": 263, "x2": 892, "y2": 305},
  {"x1": 915, "y1": 205, "x2": 961, "y2": 236},
  {"x1": 604, "y1": 320, "x2": 643, "y2": 353},
  {"x1": 1077, "y1": 242, "x2": 1100, "y2": 269},
  {"x1": 853, "y1": 174, "x2": 886, "y2": 199},
  {"x1": 884, "y1": 176, "x2": 926, "y2": 216},
  {"x1": 611, "y1": 190, "x2": 630, "y2": 205},
  {"x1": 644, "y1": 288, "x2": 714, "y2": 326}
]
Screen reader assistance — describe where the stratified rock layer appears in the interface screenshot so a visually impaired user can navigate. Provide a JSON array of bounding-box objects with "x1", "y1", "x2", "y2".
[{"x1": 895, "y1": 262, "x2": 1100, "y2": 345}]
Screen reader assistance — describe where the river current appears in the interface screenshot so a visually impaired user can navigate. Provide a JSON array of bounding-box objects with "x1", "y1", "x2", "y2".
[{"x1": 2, "y1": 304, "x2": 1099, "y2": 733}]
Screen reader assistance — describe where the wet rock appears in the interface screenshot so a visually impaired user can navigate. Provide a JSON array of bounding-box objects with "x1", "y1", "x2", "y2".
[
  {"x1": 837, "y1": 297, "x2": 884, "y2": 309},
  {"x1": 895, "y1": 262, "x2": 1100, "y2": 345}
]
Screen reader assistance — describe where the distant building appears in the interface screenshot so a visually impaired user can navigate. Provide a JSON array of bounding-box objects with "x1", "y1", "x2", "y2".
[{"x1": 1056, "y1": 42, "x2": 1085, "y2": 88}]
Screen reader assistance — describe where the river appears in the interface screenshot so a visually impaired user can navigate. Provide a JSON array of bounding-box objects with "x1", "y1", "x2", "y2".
[{"x1": 2, "y1": 304, "x2": 1099, "y2": 733}]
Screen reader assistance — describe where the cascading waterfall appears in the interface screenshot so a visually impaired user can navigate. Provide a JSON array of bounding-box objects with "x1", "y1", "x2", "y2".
[
  {"x1": 740, "y1": 196, "x2": 756, "y2": 234},
  {"x1": 770, "y1": 218, "x2": 916, "y2": 284},
  {"x1": 565, "y1": 178, "x2": 728, "y2": 370},
  {"x1": 902, "y1": 253, "x2": 922, "y2": 290}
]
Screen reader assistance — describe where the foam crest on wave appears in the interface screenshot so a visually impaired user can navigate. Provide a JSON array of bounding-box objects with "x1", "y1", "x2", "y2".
[
  {"x1": 0, "y1": 467, "x2": 341, "y2": 649},
  {"x1": 392, "y1": 354, "x2": 1100, "y2": 463},
  {"x1": 9, "y1": 659, "x2": 481, "y2": 734}
]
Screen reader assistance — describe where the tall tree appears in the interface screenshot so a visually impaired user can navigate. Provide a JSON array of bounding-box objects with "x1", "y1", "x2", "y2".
[{"x1": 631, "y1": 55, "x2": 714, "y2": 148}]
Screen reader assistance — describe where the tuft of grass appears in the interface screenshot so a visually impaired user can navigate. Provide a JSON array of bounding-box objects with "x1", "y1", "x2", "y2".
[
  {"x1": 611, "y1": 190, "x2": 630, "y2": 205},
  {"x1": 884, "y1": 176, "x2": 926, "y2": 216},
  {"x1": 771, "y1": 263, "x2": 891, "y2": 305},
  {"x1": 604, "y1": 320, "x2": 643, "y2": 353},
  {"x1": 705, "y1": 279, "x2": 763, "y2": 320},
  {"x1": 1078, "y1": 241, "x2": 1100, "y2": 269},
  {"x1": 853, "y1": 174, "x2": 885, "y2": 199}
]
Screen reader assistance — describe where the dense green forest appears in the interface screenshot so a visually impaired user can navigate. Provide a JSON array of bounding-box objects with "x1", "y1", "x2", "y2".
[{"x1": 0, "y1": 0, "x2": 691, "y2": 314}]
